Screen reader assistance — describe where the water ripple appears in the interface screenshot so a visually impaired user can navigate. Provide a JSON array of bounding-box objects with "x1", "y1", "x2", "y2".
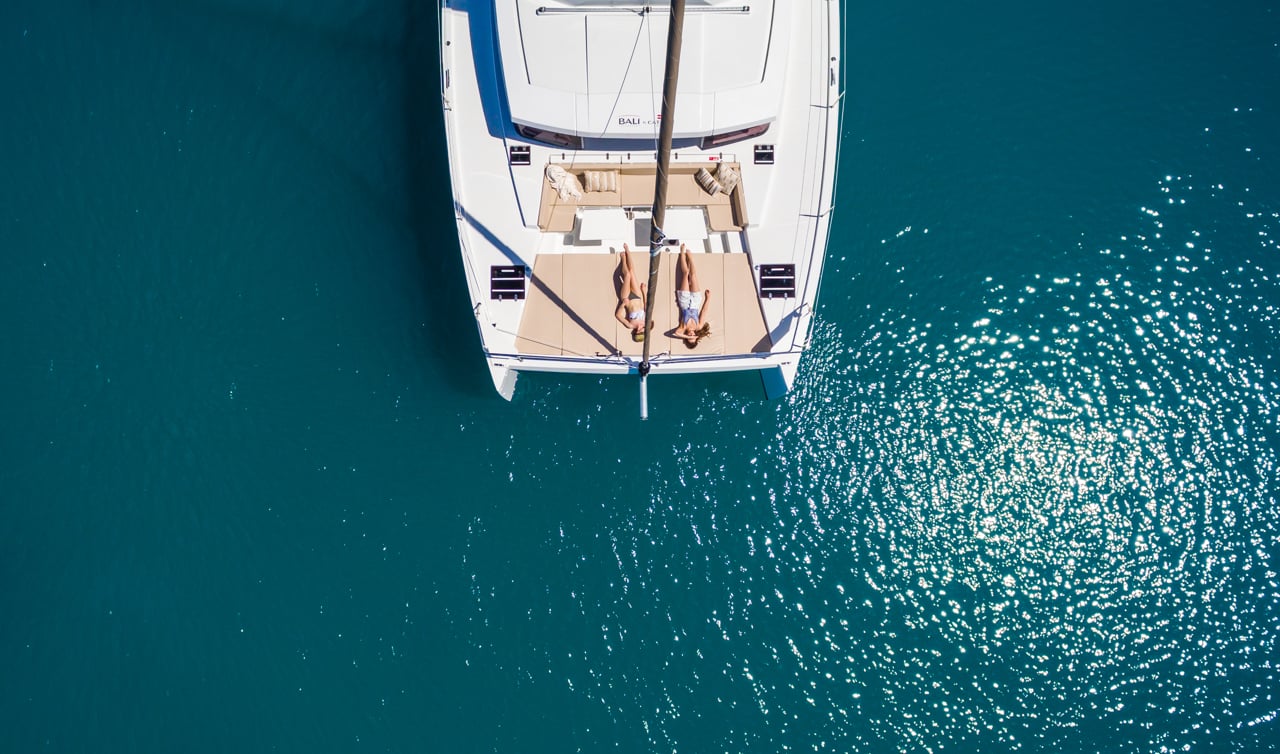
[{"x1": 536, "y1": 177, "x2": 1280, "y2": 752}]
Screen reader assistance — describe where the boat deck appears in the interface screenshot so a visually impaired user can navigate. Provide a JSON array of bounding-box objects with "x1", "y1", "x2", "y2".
[
  {"x1": 441, "y1": 0, "x2": 841, "y2": 396},
  {"x1": 516, "y1": 250, "x2": 771, "y2": 359}
]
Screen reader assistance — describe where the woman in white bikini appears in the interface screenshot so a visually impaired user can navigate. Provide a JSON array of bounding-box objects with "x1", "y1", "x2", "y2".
[
  {"x1": 614, "y1": 244, "x2": 650, "y2": 342},
  {"x1": 674, "y1": 244, "x2": 712, "y2": 349}
]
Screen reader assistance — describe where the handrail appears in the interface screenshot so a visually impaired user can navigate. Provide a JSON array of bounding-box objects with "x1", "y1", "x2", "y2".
[
  {"x1": 486, "y1": 348, "x2": 806, "y2": 365},
  {"x1": 536, "y1": 5, "x2": 749, "y2": 15},
  {"x1": 782, "y1": 0, "x2": 844, "y2": 353},
  {"x1": 439, "y1": 7, "x2": 491, "y2": 327}
]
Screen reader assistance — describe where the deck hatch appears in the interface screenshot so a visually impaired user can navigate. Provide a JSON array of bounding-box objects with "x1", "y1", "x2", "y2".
[
  {"x1": 490, "y1": 265, "x2": 528, "y2": 300},
  {"x1": 759, "y1": 264, "x2": 795, "y2": 298},
  {"x1": 753, "y1": 144, "x2": 775, "y2": 165},
  {"x1": 508, "y1": 145, "x2": 531, "y2": 166}
]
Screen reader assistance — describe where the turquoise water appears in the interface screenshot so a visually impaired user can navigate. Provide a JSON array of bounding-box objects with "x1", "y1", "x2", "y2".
[{"x1": 2, "y1": 1, "x2": 1278, "y2": 752}]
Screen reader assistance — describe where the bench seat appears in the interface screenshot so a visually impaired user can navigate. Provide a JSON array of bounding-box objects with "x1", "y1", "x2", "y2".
[{"x1": 537, "y1": 162, "x2": 748, "y2": 234}]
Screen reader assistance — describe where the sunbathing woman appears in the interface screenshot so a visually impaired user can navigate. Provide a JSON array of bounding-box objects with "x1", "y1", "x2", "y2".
[
  {"x1": 614, "y1": 244, "x2": 650, "y2": 342},
  {"x1": 674, "y1": 244, "x2": 712, "y2": 348}
]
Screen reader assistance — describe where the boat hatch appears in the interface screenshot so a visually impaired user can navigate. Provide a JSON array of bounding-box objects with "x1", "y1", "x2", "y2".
[{"x1": 497, "y1": 0, "x2": 789, "y2": 138}]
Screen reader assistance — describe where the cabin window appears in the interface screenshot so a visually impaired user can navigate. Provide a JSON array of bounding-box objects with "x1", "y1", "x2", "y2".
[
  {"x1": 700, "y1": 123, "x2": 770, "y2": 150},
  {"x1": 516, "y1": 124, "x2": 584, "y2": 149}
]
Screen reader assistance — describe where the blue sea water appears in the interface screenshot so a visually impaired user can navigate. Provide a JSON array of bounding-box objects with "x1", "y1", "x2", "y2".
[{"x1": 2, "y1": 1, "x2": 1278, "y2": 752}]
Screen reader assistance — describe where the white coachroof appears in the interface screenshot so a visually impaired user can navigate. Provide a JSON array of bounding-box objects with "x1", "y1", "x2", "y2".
[{"x1": 495, "y1": 0, "x2": 789, "y2": 138}]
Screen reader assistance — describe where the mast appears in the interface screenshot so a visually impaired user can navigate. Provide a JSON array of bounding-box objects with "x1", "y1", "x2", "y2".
[{"x1": 638, "y1": 0, "x2": 686, "y2": 420}]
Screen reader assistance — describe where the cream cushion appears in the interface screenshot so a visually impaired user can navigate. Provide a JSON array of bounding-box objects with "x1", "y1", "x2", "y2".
[
  {"x1": 716, "y1": 163, "x2": 740, "y2": 195},
  {"x1": 695, "y1": 167, "x2": 722, "y2": 196},
  {"x1": 583, "y1": 170, "x2": 618, "y2": 193}
]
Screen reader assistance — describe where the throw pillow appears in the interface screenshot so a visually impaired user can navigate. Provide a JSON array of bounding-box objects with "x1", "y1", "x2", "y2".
[
  {"x1": 695, "y1": 167, "x2": 722, "y2": 196},
  {"x1": 716, "y1": 163, "x2": 741, "y2": 195},
  {"x1": 583, "y1": 170, "x2": 618, "y2": 193}
]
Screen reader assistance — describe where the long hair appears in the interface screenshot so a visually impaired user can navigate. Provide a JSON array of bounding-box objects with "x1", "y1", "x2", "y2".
[{"x1": 684, "y1": 323, "x2": 712, "y2": 349}]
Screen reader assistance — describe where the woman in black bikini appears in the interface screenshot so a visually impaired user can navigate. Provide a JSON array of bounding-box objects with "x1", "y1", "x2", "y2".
[{"x1": 614, "y1": 244, "x2": 650, "y2": 342}]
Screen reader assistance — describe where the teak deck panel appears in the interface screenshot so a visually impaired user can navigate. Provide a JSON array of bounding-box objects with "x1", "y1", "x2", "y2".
[{"x1": 516, "y1": 251, "x2": 772, "y2": 360}]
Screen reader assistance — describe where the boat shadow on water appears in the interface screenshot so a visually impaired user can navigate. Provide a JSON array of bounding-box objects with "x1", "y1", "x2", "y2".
[
  {"x1": 142, "y1": 0, "x2": 492, "y2": 398},
  {"x1": 401, "y1": 0, "x2": 493, "y2": 397}
]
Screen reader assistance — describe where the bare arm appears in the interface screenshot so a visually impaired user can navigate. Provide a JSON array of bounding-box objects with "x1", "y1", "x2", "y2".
[
  {"x1": 698, "y1": 289, "x2": 712, "y2": 325},
  {"x1": 615, "y1": 302, "x2": 629, "y2": 326}
]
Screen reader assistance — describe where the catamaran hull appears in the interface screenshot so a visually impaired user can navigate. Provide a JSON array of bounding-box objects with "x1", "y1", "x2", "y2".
[
  {"x1": 441, "y1": 1, "x2": 843, "y2": 402},
  {"x1": 485, "y1": 352, "x2": 801, "y2": 400}
]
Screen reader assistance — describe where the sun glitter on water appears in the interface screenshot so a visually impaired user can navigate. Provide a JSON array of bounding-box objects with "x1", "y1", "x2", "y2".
[
  {"x1": 774, "y1": 176, "x2": 1280, "y2": 751},
  {"x1": 535, "y1": 175, "x2": 1280, "y2": 752},
  {"x1": 454, "y1": 166, "x2": 1280, "y2": 753}
]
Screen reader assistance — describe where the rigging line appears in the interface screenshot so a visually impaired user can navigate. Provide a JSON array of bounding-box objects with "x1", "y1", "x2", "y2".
[{"x1": 647, "y1": 12, "x2": 658, "y2": 151}]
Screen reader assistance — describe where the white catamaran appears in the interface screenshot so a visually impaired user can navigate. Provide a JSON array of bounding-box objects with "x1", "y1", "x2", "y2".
[{"x1": 440, "y1": 0, "x2": 843, "y2": 409}]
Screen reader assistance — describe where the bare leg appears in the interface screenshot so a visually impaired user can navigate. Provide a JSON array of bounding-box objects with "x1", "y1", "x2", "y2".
[
  {"x1": 683, "y1": 247, "x2": 701, "y2": 292},
  {"x1": 678, "y1": 247, "x2": 693, "y2": 292},
  {"x1": 614, "y1": 247, "x2": 641, "y2": 308},
  {"x1": 624, "y1": 245, "x2": 644, "y2": 298}
]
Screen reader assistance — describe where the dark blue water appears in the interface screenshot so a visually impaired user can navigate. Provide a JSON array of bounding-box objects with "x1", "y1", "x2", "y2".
[{"x1": 2, "y1": 1, "x2": 1278, "y2": 752}]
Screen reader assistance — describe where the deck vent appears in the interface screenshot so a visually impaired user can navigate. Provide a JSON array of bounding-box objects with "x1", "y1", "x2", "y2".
[
  {"x1": 753, "y1": 144, "x2": 775, "y2": 165},
  {"x1": 490, "y1": 265, "x2": 527, "y2": 300},
  {"x1": 759, "y1": 264, "x2": 795, "y2": 299},
  {"x1": 508, "y1": 145, "x2": 531, "y2": 166}
]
